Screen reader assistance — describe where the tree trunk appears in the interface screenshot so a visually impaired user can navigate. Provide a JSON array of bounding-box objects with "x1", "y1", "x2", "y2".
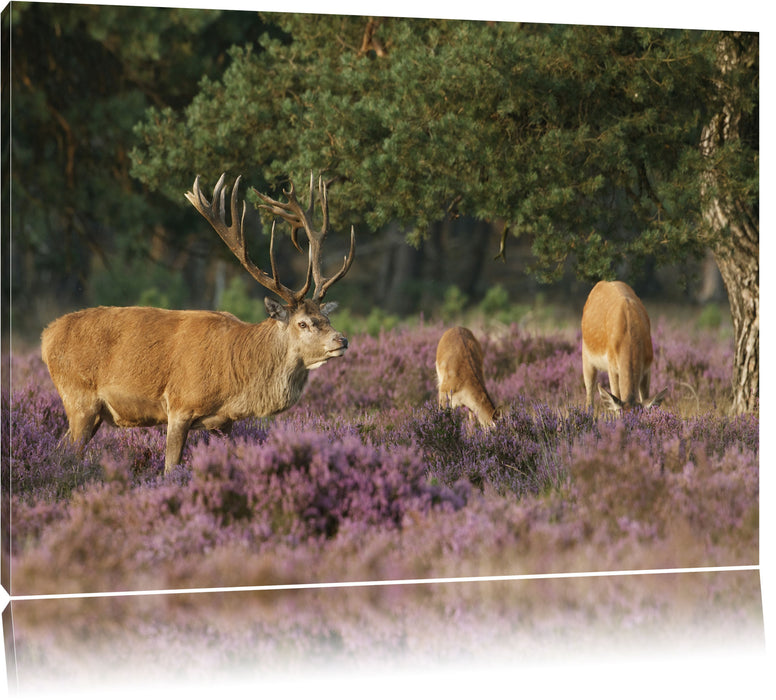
[
  {"x1": 459, "y1": 219, "x2": 491, "y2": 301},
  {"x1": 377, "y1": 222, "x2": 425, "y2": 315},
  {"x1": 711, "y1": 224, "x2": 758, "y2": 413},
  {"x1": 700, "y1": 33, "x2": 759, "y2": 414}
]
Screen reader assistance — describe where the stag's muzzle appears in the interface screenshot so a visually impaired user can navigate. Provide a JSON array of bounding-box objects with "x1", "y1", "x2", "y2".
[{"x1": 328, "y1": 336, "x2": 348, "y2": 357}]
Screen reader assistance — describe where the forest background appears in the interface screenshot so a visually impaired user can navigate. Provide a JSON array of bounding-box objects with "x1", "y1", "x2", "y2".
[{"x1": 2, "y1": 0, "x2": 760, "y2": 415}]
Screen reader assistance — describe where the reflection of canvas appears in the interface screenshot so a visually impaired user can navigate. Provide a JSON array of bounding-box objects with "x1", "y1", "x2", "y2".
[{"x1": 5, "y1": 570, "x2": 765, "y2": 694}]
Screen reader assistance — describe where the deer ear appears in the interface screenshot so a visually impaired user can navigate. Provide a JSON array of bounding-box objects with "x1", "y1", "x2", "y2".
[
  {"x1": 643, "y1": 388, "x2": 668, "y2": 409},
  {"x1": 598, "y1": 385, "x2": 624, "y2": 412},
  {"x1": 264, "y1": 297, "x2": 289, "y2": 322},
  {"x1": 320, "y1": 301, "x2": 338, "y2": 317}
]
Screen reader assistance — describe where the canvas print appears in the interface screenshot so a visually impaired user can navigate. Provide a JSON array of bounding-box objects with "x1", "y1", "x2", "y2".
[{"x1": 1, "y1": 1, "x2": 763, "y2": 694}]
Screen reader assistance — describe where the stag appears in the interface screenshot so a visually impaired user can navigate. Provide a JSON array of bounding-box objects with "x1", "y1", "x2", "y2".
[
  {"x1": 41, "y1": 173, "x2": 355, "y2": 472},
  {"x1": 436, "y1": 326, "x2": 501, "y2": 429},
  {"x1": 581, "y1": 280, "x2": 666, "y2": 411}
]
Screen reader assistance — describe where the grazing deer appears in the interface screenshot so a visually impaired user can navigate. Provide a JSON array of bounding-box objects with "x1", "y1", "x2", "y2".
[
  {"x1": 436, "y1": 326, "x2": 501, "y2": 428},
  {"x1": 581, "y1": 280, "x2": 667, "y2": 411},
  {"x1": 41, "y1": 172, "x2": 355, "y2": 473}
]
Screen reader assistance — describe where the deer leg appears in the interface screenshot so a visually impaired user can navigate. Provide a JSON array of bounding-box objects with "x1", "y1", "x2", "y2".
[
  {"x1": 639, "y1": 369, "x2": 651, "y2": 404},
  {"x1": 215, "y1": 419, "x2": 233, "y2": 436},
  {"x1": 165, "y1": 416, "x2": 192, "y2": 473},
  {"x1": 608, "y1": 368, "x2": 621, "y2": 403},
  {"x1": 582, "y1": 355, "x2": 598, "y2": 409},
  {"x1": 199, "y1": 415, "x2": 233, "y2": 434}
]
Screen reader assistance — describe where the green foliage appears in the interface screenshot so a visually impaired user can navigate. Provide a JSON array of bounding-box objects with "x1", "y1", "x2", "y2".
[
  {"x1": 90, "y1": 258, "x2": 188, "y2": 309},
  {"x1": 136, "y1": 288, "x2": 175, "y2": 310},
  {"x1": 476, "y1": 284, "x2": 538, "y2": 326},
  {"x1": 8, "y1": 3, "x2": 267, "y2": 319},
  {"x1": 131, "y1": 18, "x2": 755, "y2": 287},
  {"x1": 478, "y1": 284, "x2": 510, "y2": 316},
  {"x1": 363, "y1": 307, "x2": 402, "y2": 336},
  {"x1": 697, "y1": 303, "x2": 724, "y2": 330},
  {"x1": 217, "y1": 276, "x2": 265, "y2": 323},
  {"x1": 10, "y1": 6, "x2": 757, "y2": 356},
  {"x1": 441, "y1": 285, "x2": 469, "y2": 322},
  {"x1": 328, "y1": 306, "x2": 401, "y2": 338}
]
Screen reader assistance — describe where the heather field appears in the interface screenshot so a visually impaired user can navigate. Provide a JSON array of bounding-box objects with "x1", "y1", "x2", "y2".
[{"x1": 1, "y1": 311, "x2": 762, "y2": 692}]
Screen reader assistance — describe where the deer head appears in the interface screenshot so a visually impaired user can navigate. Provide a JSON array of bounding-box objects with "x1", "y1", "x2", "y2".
[{"x1": 185, "y1": 172, "x2": 355, "y2": 371}]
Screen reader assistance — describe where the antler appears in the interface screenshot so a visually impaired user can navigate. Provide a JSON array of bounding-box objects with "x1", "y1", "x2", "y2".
[
  {"x1": 253, "y1": 172, "x2": 355, "y2": 302},
  {"x1": 185, "y1": 173, "x2": 312, "y2": 306}
]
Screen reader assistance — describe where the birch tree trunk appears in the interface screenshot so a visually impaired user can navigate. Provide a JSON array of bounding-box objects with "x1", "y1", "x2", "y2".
[
  {"x1": 700, "y1": 33, "x2": 759, "y2": 413},
  {"x1": 709, "y1": 209, "x2": 759, "y2": 414}
]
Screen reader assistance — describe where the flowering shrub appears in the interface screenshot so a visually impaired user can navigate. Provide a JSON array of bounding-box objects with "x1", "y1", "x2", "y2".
[
  {"x1": 404, "y1": 399, "x2": 571, "y2": 497},
  {"x1": 3, "y1": 385, "x2": 102, "y2": 502},
  {"x1": 294, "y1": 323, "x2": 440, "y2": 416},
  {"x1": 187, "y1": 428, "x2": 466, "y2": 541},
  {"x1": 2, "y1": 315, "x2": 761, "y2": 687}
]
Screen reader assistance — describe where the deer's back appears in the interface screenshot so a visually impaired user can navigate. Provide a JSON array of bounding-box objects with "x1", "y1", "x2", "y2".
[
  {"x1": 436, "y1": 326, "x2": 486, "y2": 391},
  {"x1": 581, "y1": 281, "x2": 654, "y2": 376},
  {"x1": 582, "y1": 282, "x2": 652, "y2": 354},
  {"x1": 42, "y1": 306, "x2": 254, "y2": 399}
]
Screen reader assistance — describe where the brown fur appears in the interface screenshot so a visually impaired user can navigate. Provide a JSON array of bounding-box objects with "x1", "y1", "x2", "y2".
[
  {"x1": 41, "y1": 299, "x2": 347, "y2": 471},
  {"x1": 581, "y1": 281, "x2": 666, "y2": 411},
  {"x1": 435, "y1": 326, "x2": 500, "y2": 428}
]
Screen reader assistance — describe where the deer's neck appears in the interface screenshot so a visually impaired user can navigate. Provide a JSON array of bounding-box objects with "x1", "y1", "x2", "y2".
[
  {"x1": 232, "y1": 319, "x2": 310, "y2": 417},
  {"x1": 473, "y1": 387, "x2": 498, "y2": 426}
]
